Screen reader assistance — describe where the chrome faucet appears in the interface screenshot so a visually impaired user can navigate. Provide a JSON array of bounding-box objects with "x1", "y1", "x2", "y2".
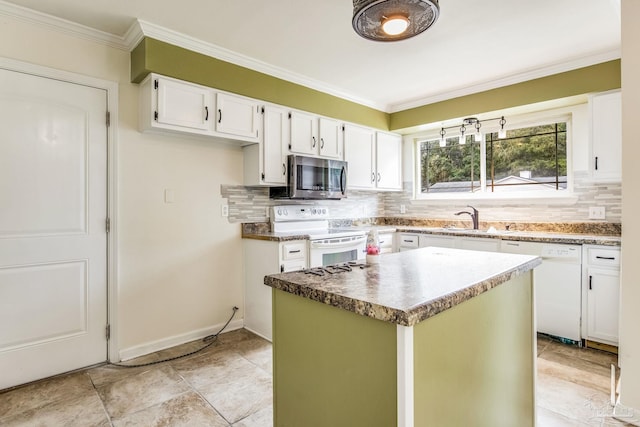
[{"x1": 454, "y1": 205, "x2": 479, "y2": 230}]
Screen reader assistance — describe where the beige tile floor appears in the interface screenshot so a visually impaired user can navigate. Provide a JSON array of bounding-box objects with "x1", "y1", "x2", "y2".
[{"x1": 0, "y1": 329, "x2": 633, "y2": 426}]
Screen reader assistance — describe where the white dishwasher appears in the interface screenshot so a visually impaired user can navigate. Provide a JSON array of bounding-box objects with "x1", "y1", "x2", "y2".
[{"x1": 501, "y1": 240, "x2": 582, "y2": 342}]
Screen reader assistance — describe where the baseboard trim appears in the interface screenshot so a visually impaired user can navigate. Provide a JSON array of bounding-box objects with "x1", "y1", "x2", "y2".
[
  {"x1": 117, "y1": 318, "x2": 244, "y2": 362},
  {"x1": 585, "y1": 340, "x2": 618, "y2": 354}
]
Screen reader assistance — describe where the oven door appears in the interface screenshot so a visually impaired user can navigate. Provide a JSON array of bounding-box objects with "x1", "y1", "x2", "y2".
[{"x1": 309, "y1": 235, "x2": 366, "y2": 268}]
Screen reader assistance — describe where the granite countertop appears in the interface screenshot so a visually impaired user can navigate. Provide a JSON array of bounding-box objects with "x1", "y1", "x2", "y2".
[
  {"x1": 243, "y1": 224, "x2": 621, "y2": 246},
  {"x1": 394, "y1": 227, "x2": 622, "y2": 246},
  {"x1": 265, "y1": 247, "x2": 541, "y2": 327}
]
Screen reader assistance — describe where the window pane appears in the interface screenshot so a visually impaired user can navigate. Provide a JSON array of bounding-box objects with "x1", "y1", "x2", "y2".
[
  {"x1": 487, "y1": 123, "x2": 566, "y2": 192},
  {"x1": 420, "y1": 135, "x2": 481, "y2": 193}
]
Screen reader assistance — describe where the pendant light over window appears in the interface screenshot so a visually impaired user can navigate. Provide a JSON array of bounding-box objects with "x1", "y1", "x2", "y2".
[{"x1": 352, "y1": 0, "x2": 440, "y2": 42}]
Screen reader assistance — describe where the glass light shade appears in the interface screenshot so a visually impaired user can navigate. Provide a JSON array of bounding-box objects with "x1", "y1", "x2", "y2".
[
  {"x1": 474, "y1": 131, "x2": 482, "y2": 142},
  {"x1": 458, "y1": 135, "x2": 465, "y2": 145},
  {"x1": 382, "y1": 16, "x2": 409, "y2": 35},
  {"x1": 439, "y1": 137, "x2": 446, "y2": 148},
  {"x1": 498, "y1": 128, "x2": 507, "y2": 139},
  {"x1": 352, "y1": 0, "x2": 440, "y2": 42}
]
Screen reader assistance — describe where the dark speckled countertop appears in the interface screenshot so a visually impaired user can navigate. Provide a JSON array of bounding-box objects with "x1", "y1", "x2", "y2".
[
  {"x1": 265, "y1": 247, "x2": 541, "y2": 327},
  {"x1": 242, "y1": 222, "x2": 621, "y2": 246}
]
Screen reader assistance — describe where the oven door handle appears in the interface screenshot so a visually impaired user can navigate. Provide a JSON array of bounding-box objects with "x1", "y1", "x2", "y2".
[{"x1": 310, "y1": 236, "x2": 366, "y2": 249}]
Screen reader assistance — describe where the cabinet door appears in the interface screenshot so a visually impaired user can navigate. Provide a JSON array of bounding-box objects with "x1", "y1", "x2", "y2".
[
  {"x1": 375, "y1": 132, "x2": 403, "y2": 190},
  {"x1": 591, "y1": 90, "x2": 621, "y2": 181},
  {"x1": 262, "y1": 105, "x2": 289, "y2": 185},
  {"x1": 215, "y1": 92, "x2": 260, "y2": 142},
  {"x1": 318, "y1": 118, "x2": 343, "y2": 159},
  {"x1": 587, "y1": 267, "x2": 620, "y2": 344},
  {"x1": 290, "y1": 111, "x2": 318, "y2": 155},
  {"x1": 458, "y1": 237, "x2": 500, "y2": 252},
  {"x1": 344, "y1": 124, "x2": 375, "y2": 189},
  {"x1": 156, "y1": 77, "x2": 211, "y2": 131},
  {"x1": 419, "y1": 235, "x2": 456, "y2": 248}
]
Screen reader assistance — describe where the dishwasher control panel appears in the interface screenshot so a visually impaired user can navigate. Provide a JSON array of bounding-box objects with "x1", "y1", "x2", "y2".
[{"x1": 541, "y1": 245, "x2": 580, "y2": 259}]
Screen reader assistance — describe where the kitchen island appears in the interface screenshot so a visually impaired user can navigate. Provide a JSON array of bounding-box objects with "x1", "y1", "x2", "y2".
[{"x1": 264, "y1": 247, "x2": 541, "y2": 427}]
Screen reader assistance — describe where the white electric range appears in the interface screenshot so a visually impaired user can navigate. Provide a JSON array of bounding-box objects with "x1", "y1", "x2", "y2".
[{"x1": 271, "y1": 206, "x2": 367, "y2": 268}]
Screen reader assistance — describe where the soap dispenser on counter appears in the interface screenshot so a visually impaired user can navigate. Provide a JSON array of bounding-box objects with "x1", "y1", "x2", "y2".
[{"x1": 366, "y1": 229, "x2": 381, "y2": 264}]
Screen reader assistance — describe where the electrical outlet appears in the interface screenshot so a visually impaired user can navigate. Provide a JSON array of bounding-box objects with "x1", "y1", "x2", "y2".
[
  {"x1": 400, "y1": 204, "x2": 406, "y2": 214},
  {"x1": 221, "y1": 205, "x2": 229, "y2": 217},
  {"x1": 588, "y1": 206, "x2": 605, "y2": 220}
]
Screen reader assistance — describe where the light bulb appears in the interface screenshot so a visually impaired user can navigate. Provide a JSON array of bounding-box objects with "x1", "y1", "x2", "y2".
[{"x1": 382, "y1": 16, "x2": 409, "y2": 35}]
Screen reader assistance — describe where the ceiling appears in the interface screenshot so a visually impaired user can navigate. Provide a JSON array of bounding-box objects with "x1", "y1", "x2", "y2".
[{"x1": 2, "y1": 0, "x2": 621, "y2": 112}]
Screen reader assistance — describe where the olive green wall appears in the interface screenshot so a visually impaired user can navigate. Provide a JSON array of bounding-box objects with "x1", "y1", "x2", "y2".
[
  {"x1": 413, "y1": 273, "x2": 535, "y2": 427},
  {"x1": 130, "y1": 38, "x2": 620, "y2": 133},
  {"x1": 272, "y1": 289, "x2": 397, "y2": 427},
  {"x1": 130, "y1": 38, "x2": 390, "y2": 129},
  {"x1": 390, "y1": 60, "x2": 621, "y2": 131}
]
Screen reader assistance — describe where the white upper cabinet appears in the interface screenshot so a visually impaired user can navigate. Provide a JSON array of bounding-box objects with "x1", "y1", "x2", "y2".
[
  {"x1": 344, "y1": 124, "x2": 376, "y2": 190},
  {"x1": 140, "y1": 74, "x2": 212, "y2": 134},
  {"x1": 244, "y1": 104, "x2": 289, "y2": 186},
  {"x1": 289, "y1": 110, "x2": 318, "y2": 155},
  {"x1": 289, "y1": 111, "x2": 343, "y2": 159},
  {"x1": 215, "y1": 92, "x2": 260, "y2": 143},
  {"x1": 318, "y1": 117, "x2": 343, "y2": 158},
  {"x1": 590, "y1": 90, "x2": 621, "y2": 181},
  {"x1": 375, "y1": 131, "x2": 402, "y2": 191},
  {"x1": 344, "y1": 126, "x2": 402, "y2": 191}
]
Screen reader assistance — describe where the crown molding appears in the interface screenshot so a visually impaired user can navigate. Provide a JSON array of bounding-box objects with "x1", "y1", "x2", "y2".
[
  {"x1": 389, "y1": 49, "x2": 621, "y2": 113},
  {"x1": 129, "y1": 19, "x2": 387, "y2": 111},
  {"x1": 0, "y1": 0, "x2": 129, "y2": 50}
]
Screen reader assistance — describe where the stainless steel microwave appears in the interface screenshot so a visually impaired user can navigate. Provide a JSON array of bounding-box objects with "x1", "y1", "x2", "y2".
[{"x1": 270, "y1": 155, "x2": 347, "y2": 200}]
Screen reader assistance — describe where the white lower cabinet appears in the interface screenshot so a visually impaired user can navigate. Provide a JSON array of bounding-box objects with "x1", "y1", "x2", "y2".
[
  {"x1": 377, "y1": 231, "x2": 395, "y2": 254},
  {"x1": 243, "y1": 239, "x2": 307, "y2": 341},
  {"x1": 583, "y1": 245, "x2": 620, "y2": 345},
  {"x1": 397, "y1": 233, "x2": 419, "y2": 251},
  {"x1": 419, "y1": 234, "x2": 456, "y2": 249}
]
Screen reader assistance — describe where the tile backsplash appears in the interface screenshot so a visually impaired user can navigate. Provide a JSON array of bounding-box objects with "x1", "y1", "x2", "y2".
[{"x1": 221, "y1": 176, "x2": 621, "y2": 226}]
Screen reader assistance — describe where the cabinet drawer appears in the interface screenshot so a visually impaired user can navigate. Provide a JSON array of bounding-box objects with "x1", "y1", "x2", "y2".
[
  {"x1": 282, "y1": 259, "x2": 307, "y2": 273},
  {"x1": 398, "y1": 234, "x2": 419, "y2": 248},
  {"x1": 282, "y1": 241, "x2": 307, "y2": 261},
  {"x1": 378, "y1": 233, "x2": 394, "y2": 249},
  {"x1": 587, "y1": 247, "x2": 620, "y2": 267}
]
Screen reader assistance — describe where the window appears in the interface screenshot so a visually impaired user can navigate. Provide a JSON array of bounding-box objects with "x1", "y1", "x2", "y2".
[{"x1": 417, "y1": 119, "x2": 568, "y2": 197}]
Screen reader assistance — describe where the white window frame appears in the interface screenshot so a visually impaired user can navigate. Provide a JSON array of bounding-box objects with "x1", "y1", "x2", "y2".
[{"x1": 412, "y1": 108, "x2": 578, "y2": 205}]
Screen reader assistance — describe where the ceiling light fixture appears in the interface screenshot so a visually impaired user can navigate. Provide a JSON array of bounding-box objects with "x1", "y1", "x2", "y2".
[
  {"x1": 352, "y1": 0, "x2": 440, "y2": 42},
  {"x1": 437, "y1": 116, "x2": 508, "y2": 146}
]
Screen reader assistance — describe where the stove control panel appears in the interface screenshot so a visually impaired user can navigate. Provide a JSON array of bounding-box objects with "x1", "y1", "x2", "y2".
[{"x1": 272, "y1": 205, "x2": 329, "y2": 222}]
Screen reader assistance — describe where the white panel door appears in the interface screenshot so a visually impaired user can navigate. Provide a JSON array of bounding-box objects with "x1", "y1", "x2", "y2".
[
  {"x1": 0, "y1": 68, "x2": 108, "y2": 389},
  {"x1": 215, "y1": 92, "x2": 260, "y2": 142},
  {"x1": 375, "y1": 132, "x2": 403, "y2": 190}
]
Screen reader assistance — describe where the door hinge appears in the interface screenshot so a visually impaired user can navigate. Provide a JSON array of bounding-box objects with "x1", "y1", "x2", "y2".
[
  {"x1": 106, "y1": 324, "x2": 111, "y2": 340},
  {"x1": 154, "y1": 111, "x2": 158, "y2": 121},
  {"x1": 106, "y1": 111, "x2": 111, "y2": 127},
  {"x1": 106, "y1": 218, "x2": 111, "y2": 233},
  {"x1": 261, "y1": 172, "x2": 265, "y2": 181},
  {"x1": 261, "y1": 106, "x2": 265, "y2": 114},
  {"x1": 288, "y1": 112, "x2": 292, "y2": 119},
  {"x1": 154, "y1": 79, "x2": 158, "y2": 90}
]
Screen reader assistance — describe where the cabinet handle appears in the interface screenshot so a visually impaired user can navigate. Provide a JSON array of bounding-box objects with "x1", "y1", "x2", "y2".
[
  {"x1": 320, "y1": 138, "x2": 325, "y2": 149},
  {"x1": 589, "y1": 275, "x2": 592, "y2": 290},
  {"x1": 288, "y1": 250, "x2": 301, "y2": 254},
  {"x1": 377, "y1": 172, "x2": 381, "y2": 182},
  {"x1": 505, "y1": 242, "x2": 519, "y2": 246},
  {"x1": 595, "y1": 256, "x2": 616, "y2": 260},
  {"x1": 595, "y1": 156, "x2": 599, "y2": 170},
  {"x1": 282, "y1": 163, "x2": 286, "y2": 176},
  {"x1": 371, "y1": 172, "x2": 376, "y2": 183},
  {"x1": 218, "y1": 109, "x2": 222, "y2": 123},
  {"x1": 312, "y1": 136, "x2": 316, "y2": 148},
  {"x1": 205, "y1": 106, "x2": 209, "y2": 121},
  {"x1": 403, "y1": 239, "x2": 413, "y2": 243}
]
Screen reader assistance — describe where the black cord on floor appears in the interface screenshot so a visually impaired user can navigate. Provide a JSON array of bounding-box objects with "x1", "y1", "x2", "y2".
[{"x1": 110, "y1": 306, "x2": 239, "y2": 369}]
